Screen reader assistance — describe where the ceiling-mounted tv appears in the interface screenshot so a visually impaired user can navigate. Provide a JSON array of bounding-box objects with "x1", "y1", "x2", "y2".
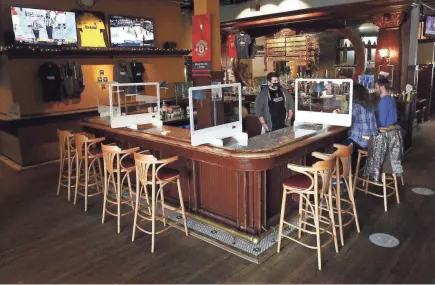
[
  {"x1": 11, "y1": 6, "x2": 78, "y2": 45},
  {"x1": 424, "y1": 15, "x2": 435, "y2": 37},
  {"x1": 109, "y1": 15, "x2": 155, "y2": 47}
]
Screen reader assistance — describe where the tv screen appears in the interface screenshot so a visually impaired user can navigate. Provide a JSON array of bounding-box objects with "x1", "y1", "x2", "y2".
[
  {"x1": 109, "y1": 15, "x2": 155, "y2": 47},
  {"x1": 11, "y1": 7, "x2": 78, "y2": 46},
  {"x1": 425, "y1": 15, "x2": 435, "y2": 37}
]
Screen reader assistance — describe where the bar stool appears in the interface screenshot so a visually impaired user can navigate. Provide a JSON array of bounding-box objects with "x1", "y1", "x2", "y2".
[
  {"x1": 353, "y1": 149, "x2": 400, "y2": 212},
  {"x1": 73, "y1": 133, "x2": 105, "y2": 211},
  {"x1": 132, "y1": 153, "x2": 189, "y2": 253},
  {"x1": 57, "y1": 130, "x2": 76, "y2": 201},
  {"x1": 101, "y1": 144, "x2": 140, "y2": 233},
  {"x1": 329, "y1": 144, "x2": 360, "y2": 246},
  {"x1": 277, "y1": 152, "x2": 338, "y2": 270}
]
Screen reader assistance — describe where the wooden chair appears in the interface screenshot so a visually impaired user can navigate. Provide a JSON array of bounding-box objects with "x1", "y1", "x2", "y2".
[
  {"x1": 101, "y1": 144, "x2": 140, "y2": 233},
  {"x1": 353, "y1": 128, "x2": 402, "y2": 212},
  {"x1": 277, "y1": 152, "x2": 339, "y2": 270},
  {"x1": 57, "y1": 130, "x2": 76, "y2": 201},
  {"x1": 328, "y1": 144, "x2": 360, "y2": 246},
  {"x1": 132, "y1": 153, "x2": 189, "y2": 253},
  {"x1": 73, "y1": 133, "x2": 105, "y2": 211}
]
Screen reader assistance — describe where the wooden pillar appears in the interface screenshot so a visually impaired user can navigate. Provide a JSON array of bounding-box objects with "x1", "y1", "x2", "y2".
[
  {"x1": 193, "y1": 0, "x2": 224, "y2": 128},
  {"x1": 371, "y1": 12, "x2": 405, "y2": 91}
]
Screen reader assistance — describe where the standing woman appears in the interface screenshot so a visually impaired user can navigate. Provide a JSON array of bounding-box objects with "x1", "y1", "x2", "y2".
[{"x1": 255, "y1": 72, "x2": 295, "y2": 133}]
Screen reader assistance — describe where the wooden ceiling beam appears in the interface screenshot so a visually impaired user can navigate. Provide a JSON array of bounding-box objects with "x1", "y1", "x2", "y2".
[{"x1": 221, "y1": 0, "x2": 413, "y2": 31}]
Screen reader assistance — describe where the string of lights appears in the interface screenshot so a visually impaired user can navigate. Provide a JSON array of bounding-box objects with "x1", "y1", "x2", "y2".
[{"x1": 0, "y1": 45, "x2": 192, "y2": 57}]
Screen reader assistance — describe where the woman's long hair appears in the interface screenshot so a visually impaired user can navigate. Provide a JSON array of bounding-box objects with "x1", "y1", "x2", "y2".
[{"x1": 353, "y1": 83, "x2": 375, "y2": 110}]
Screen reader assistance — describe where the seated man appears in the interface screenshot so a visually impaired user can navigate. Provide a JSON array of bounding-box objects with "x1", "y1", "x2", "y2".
[{"x1": 374, "y1": 77, "x2": 398, "y2": 128}]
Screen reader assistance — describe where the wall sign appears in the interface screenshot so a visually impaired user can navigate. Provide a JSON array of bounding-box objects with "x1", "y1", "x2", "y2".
[
  {"x1": 7, "y1": 103, "x2": 20, "y2": 119},
  {"x1": 192, "y1": 14, "x2": 211, "y2": 77}
]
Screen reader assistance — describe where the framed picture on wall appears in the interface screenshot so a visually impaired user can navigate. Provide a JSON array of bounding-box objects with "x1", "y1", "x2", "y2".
[
  {"x1": 75, "y1": 11, "x2": 108, "y2": 48},
  {"x1": 378, "y1": 65, "x2": 394, "y2": 87}
]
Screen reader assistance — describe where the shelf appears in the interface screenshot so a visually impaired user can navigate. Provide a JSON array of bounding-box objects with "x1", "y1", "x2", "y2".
[{"x1": 0, "y1": 45, "x2": 191, "y2": 59}]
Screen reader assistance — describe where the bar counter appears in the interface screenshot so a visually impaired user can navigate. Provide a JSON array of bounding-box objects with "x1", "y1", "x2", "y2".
[{"x1": 81, "y1": 117, "x2": 347, "y2": 242}]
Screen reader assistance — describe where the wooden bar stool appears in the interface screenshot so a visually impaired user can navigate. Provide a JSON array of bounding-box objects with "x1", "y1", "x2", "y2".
[
  {"x1": 132, "y1": 153, "x2": 189, "y2": 253},
  {"x1": 329, "y1": 144, "x2": 360, "y2": 246},
  {"x1": 101, "y1": 144, "x2": 140, "y2": 233},
  {"x1": 277, "y1": 152, "x2": 339, "y2": 270},
  {"x1": 353, "y1": 149, "x2": 400, "y2": 212},
  {"x1": 73, "y1": 133, "x2": 105, "y2": 211},
  {"x1": 57, "y1": 130, "x2": 76, "y2": 201}
]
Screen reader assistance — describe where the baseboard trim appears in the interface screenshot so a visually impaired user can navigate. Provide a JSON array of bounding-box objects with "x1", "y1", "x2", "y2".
[{"x1": 0, "y1": 155, "x2": 59, "y2": 171}]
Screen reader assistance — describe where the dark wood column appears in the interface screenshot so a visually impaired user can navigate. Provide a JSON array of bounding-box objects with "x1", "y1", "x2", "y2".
[{"x1": 371, "y1": 12, "x2": 405, "y2": 90}]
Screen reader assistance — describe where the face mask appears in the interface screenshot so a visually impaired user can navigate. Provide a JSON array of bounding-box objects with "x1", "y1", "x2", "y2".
[{"x1": 269, "y1": 82, "x2": 280, "y2": 90}]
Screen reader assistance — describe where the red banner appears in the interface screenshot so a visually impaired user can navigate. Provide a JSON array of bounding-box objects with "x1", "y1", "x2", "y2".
[{"x1": 192, "y1": 14, "x2": 211, "y2": 76}]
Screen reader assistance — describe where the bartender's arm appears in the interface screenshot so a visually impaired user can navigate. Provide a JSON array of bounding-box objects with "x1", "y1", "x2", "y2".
[
  {"x1": 285, "y1": 90, "x2": 295, "y2": 123},
  {"x1": 255, "y1": 92, "x2": 269, "y2": 132},
  {"x1": 258, "y1": 116, "x2": 269, "y2": 132},
  {"x1": 288, "y1": 110, "x2": 294, "y2": 121}
]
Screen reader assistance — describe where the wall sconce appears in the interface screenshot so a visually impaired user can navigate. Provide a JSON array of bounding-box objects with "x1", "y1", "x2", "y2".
[{"x1": 379, "y1": 48, "x2": 390, "y2": 63}]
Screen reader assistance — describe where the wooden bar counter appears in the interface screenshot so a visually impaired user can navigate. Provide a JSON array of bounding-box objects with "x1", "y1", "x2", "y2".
[{"x1": 81, "y1": 117, "x2": 347, "y2": 243}]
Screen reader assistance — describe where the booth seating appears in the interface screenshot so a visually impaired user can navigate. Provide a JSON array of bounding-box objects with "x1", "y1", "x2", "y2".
[
  {"x1": 353, "y1": 127, "x2": 403, "y2": 212},
  {"x1": 73, "y1": 133, "x2": 105, "y2": 211},
  {"x1": 57, "y1": 130, "x2": 76, "y2": 201},
  {"x1": 277, "y1": 152, "x2": 339, "y2": 271},
  {"x1": 132, "y1": 153, "x2": 189, "y2": 253},
  {"x1": 328, "y1": 144, "x2": 361, "y2": 246},
  {"x1": 101, "y1": 144, "x2": 141, "y2": 233}
]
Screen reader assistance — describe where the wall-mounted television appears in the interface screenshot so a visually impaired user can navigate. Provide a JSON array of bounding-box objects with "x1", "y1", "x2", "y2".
[
  {"x1": 424, "y1": 15, "x2": 435, "y2": 37},
  {"x1": 109, "y1": 15, "x2": 155, "y2": 47},
  {"x1": 11, "y1": 6, "x2": 78, "y2": 46}
]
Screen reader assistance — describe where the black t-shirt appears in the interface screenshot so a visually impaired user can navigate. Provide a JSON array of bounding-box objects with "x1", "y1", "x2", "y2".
[
  {"x1": 236, "y1": 33, "x2": 251, "y2": 59},
  {"x1": 130, "y1": 61, "x2": 146, "y2": 83},
  {"x1": 114, "y1": 60, "x2": 132, "y2": 83},
  {"x1": 130, "y1": 61, "x2": 146, "y2": 92},
  {"x1": 38, "y1": 62, "x2": 62, "y2": 102},
  {"x1": 268, "y1": 89, "x2": 287, "y2": 131}
]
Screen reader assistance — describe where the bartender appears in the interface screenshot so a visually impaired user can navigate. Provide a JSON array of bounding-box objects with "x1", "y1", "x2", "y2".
[{"x1": 255, "y1": 72, "x2": 295, "y2": 133}]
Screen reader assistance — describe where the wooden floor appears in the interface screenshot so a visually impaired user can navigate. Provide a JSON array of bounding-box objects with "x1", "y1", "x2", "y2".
[{"x1": 1, "y1": 123, "x2": 435, "y2": 283}]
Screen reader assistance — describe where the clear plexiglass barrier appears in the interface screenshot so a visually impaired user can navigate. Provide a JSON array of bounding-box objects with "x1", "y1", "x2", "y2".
[
  {"x1": 109, "y1": 82, "x2": 162, "y2": 129},
  {"x1": 295, "y1": 78, "x2": 353, "y2": 128},
  {"x1": 188, "y1": 83, "x2": 248, "y2": 147}
]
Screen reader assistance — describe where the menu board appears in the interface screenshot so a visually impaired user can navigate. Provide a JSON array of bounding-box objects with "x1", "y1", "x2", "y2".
[{"x1": 265, "y1": 35, "x2": 318, "y2": 67}]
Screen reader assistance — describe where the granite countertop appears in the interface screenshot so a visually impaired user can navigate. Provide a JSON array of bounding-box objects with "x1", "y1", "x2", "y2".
[
  {"x1": 83, "y1": 117, "x2": 329, "y2": 152},
  {"x1": 222, "y1": 125, "x2": 324, "y2": 150}
]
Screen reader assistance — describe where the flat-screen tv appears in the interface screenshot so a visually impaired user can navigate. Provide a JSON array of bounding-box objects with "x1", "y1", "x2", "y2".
[
  {"x1": 11, "y1": 7, "x2": 78, "y2": 46},
  {"x1": 109, "y1": 15, "x2": 155, "y2": 47},
  {"x1": 424, "y1": 15, "x2": 435, "y2": 37}
]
